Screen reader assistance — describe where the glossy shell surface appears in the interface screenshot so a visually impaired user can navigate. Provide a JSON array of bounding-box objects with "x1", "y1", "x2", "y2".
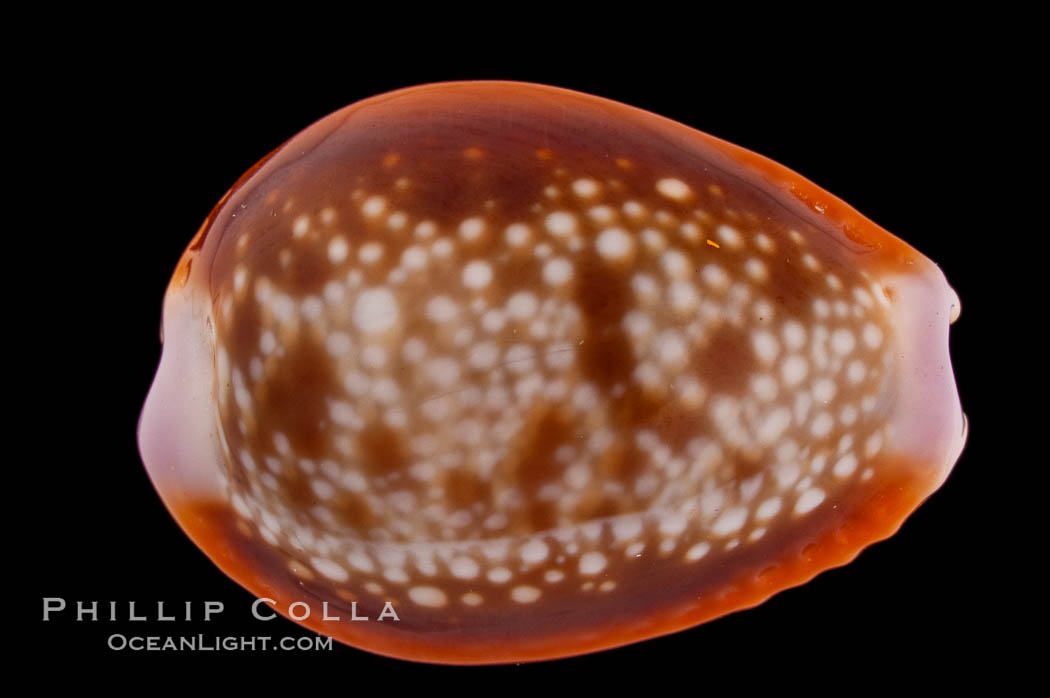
[{"x1": 138, "y1": 81, "x2": 965, "y2": 663}]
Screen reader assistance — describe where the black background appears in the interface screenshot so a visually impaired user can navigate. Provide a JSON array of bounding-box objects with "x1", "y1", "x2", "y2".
[{"x1": 23, "y1": 22, "x2": 1016, "y2": 686}]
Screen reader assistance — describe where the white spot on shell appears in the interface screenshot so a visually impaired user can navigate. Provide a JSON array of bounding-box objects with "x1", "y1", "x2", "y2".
[
  {"x1": 668, "y1": 280, "x2": 700, "y2": 315},
  {"x1": 757, "y1": 407, "x2": 792, "y2": 445},
  {"x1": 521, "y1": 539, "x2": 549, "y2": 564},
  {"x1": 656, "y1": 178, "x2": 691, "y2": 201},
  {"x1": 781, "y1": 355, "x2": 808, "y2": 386},
  {"x1": 353, "y1": 288, "x2": 398, "y2": 333},
  {"x1": 426, "y1": 296, "x2": 459, "y2": 323},
  {"x1": 701, "y1": 264, "x2": 729, "y2": 291},
  {"x1": 506, "y1": 292, "x2": 538, "y2": 320},
  {"x1": 642, "y1": 228, "x2": 667, "y2": 253},
  {"x1": 408, "y1": 586, "x2": 447, "y2": 608},
  {"x1": 505, "y1": 223, "x2": 532, "y2": 248},
  {"x1": 752, "y1": 330, "x2": 780, "y2": 365},
  {"x1": 579, "y1": 552, "x2": 607, "y2": 576},
  {"x1": 347, "y1": 551, "x2": 375, "y2": 573},
  {"x1": 745, "y1": 258, "x2": 768, "y2": 282},
  {"x1": 362, "y1": 195, "x2": 386, "y2": 219},
  {"x1": 431, "y1": 238, "x2": 453, "y2": 259},
  {"x1": 327, "y1": 236, "x2": 348, "y2": 264},
  {"x1": 833, "y1": 453, "x2": 858, "y2": 478},
  {"x1": 544, "y1": 212, "x2": 576, "y2": 238},
  {"x1": 863, "y1": 323, "x2": 884, "y2": 349},
  {"x1": 795, "y1": 488, "x2": 826, "y2": 515},
  {"x1": 783, "y1": 320, "x2": 807, "y2": 350},
  {"x1": 401, "y1": 246, "x2": 427, "y2": 270},
  {"x1": 831, "y1": 328, "x2": 856, "y2": 355},
  {"x1": 488, "y1": 567, "x2": 512, "y2": 584},
  {"x1": 572, "y1": 178, "x2": 600, "y2": 198},
  {"x1": 425, "y1": 357, "x2": 461, "y2": 388},
  {"x1": 415, "y1": 221, "x2": 436, "y2": 239},
  {"x1": 596, "y1": 227, "x2": 634, "y2": 261},
  {"x1": 685, "y1": 542, "x2": 711, "y2": 561},
  {"x1": 865, "y1": 431, "x2": 884, "y2": 458},
  {"x1": 756, "y1": 497, "x2": 782, "y2": 520},
  {"x1": 462, "y1": 260, "x2": 493, "y2": 289},
  {"x1": 847, "y1": 360, "x2": 867, "y2": 384},
  {"x1": 511, "y1": 585, "x2": 541, "y2": 603},
  {"x1": 716, "y1": 224, "x2": 743, "y2": 249},
  {"x1": 543, "y1": 257, "x2": 573, "y2": 286},
  {"x1": 810, "y1": 412, "x2": 834, "y2": 437},
  {"x1": 660, "y1": 249, "x2": 690, "y2": 279},
  {"x1": 588, "y1": 205, "x2": 615, "y2": 224},
  {"x1": 459, "y1": 217, "x2": 485, "y2": 241},
  {"x1": 613, "y1": 516, "x2": 643, "y2": 541},
  {"x1": 712, "y1": 507, "x2": 748, "y2": 535},
  {"x1": 449, "y1": 556, "x2": 480, "y2": 580},
  {"x1": 311, "y1": 557, "x2": 348, "y2": 582}
]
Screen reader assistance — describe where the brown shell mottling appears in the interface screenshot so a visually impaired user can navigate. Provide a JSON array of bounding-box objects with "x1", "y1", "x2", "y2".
[{"x1": 138, "y1": 81, "x2": 965, "y2": 664}]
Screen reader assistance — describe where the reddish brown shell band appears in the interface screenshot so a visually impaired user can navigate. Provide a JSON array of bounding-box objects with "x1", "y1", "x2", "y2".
[
  {"x1": 157, "y1": 464, "x2": 931, "y2": 663},
  {"x1": 139, "y1": 81, "x2": 964, "y2": 664}
]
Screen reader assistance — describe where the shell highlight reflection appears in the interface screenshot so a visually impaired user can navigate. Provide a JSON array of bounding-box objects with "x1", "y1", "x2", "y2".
[{"x1": 138, "y1": 81, "x2": 965, "y2": 664}]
